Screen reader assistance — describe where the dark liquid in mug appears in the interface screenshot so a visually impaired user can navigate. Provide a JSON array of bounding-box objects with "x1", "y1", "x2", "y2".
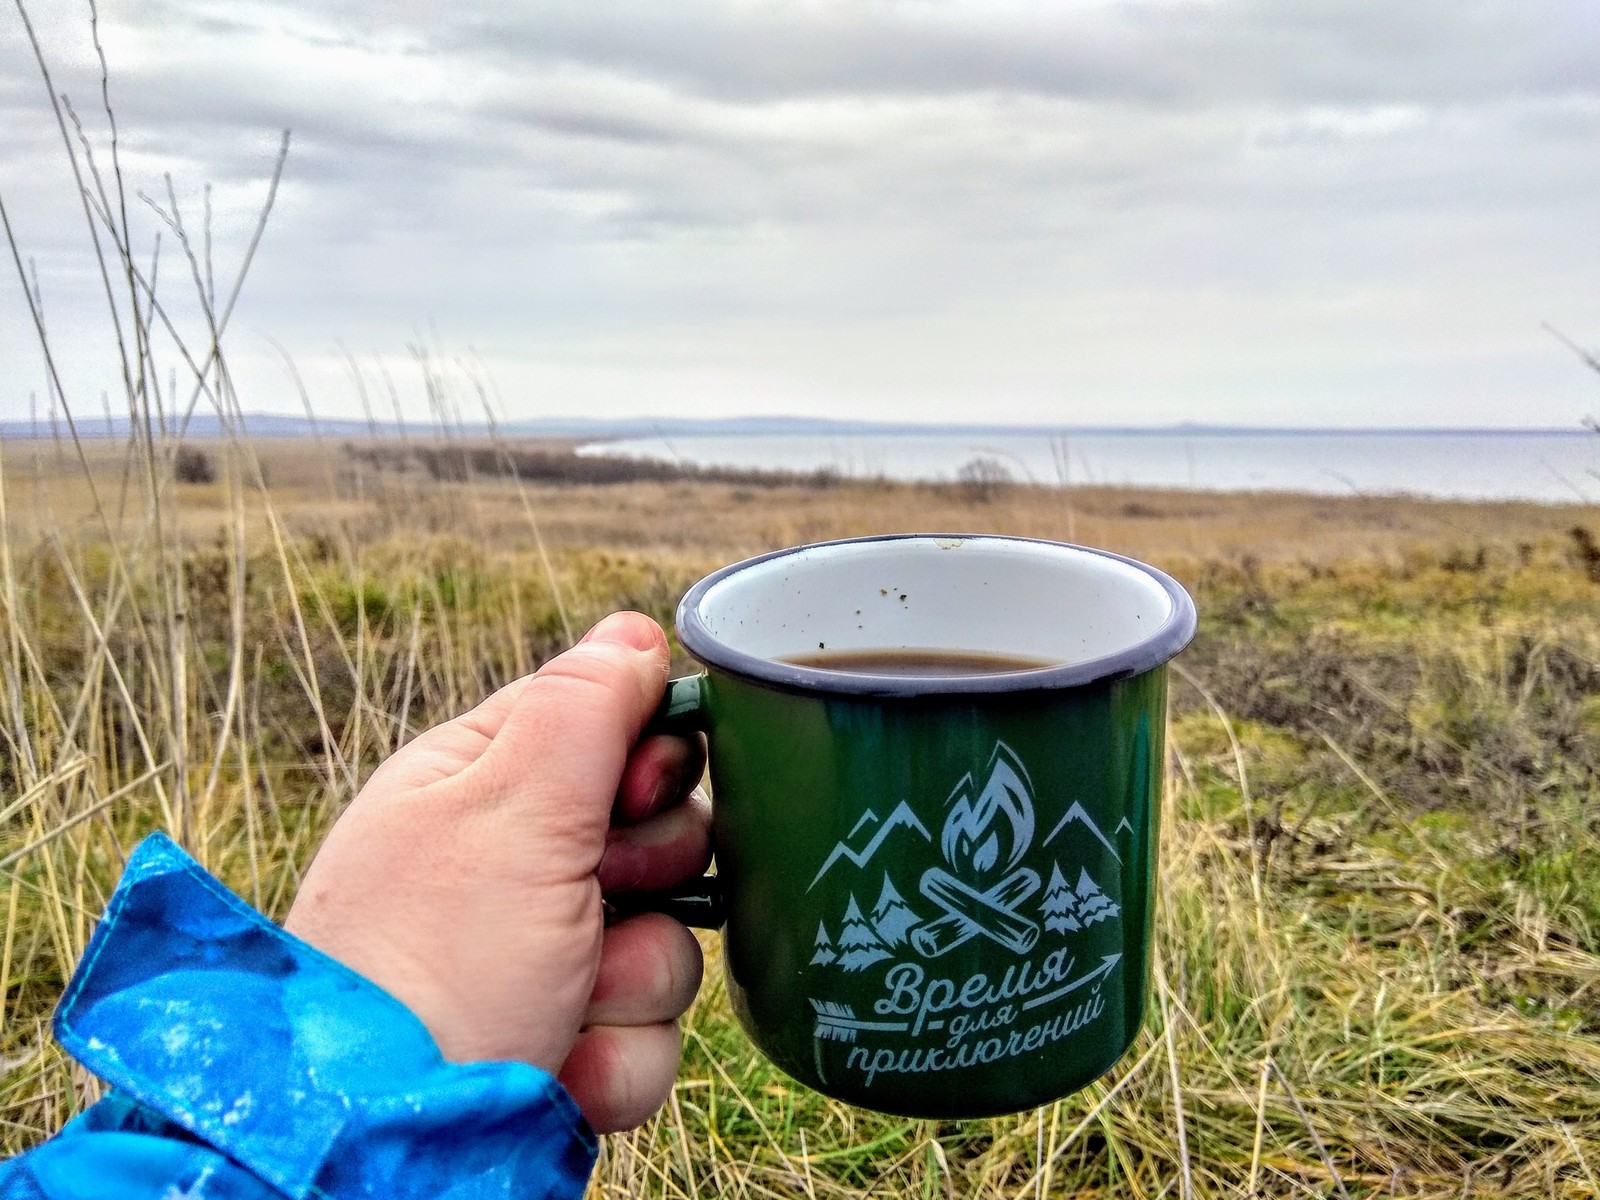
[{"x1": 783, "y1": 648, "x2": 1058, "y2": 676}]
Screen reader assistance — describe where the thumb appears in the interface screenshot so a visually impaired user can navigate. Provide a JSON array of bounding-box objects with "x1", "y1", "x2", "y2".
[{"x1": 472, "y1": 612, "x2": 670, "y2": 860}]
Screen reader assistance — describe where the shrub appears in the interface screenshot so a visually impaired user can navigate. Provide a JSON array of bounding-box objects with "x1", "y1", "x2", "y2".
[
  {"x1": 956, "y1": 455, "x2": 1012, "y2": 503},
  {"x1": 172, "y1": 446, "x2": 215, "y2": 484},
  {"x1": 1570, "y1": 525, "x2": 1600, "y2": 583}
]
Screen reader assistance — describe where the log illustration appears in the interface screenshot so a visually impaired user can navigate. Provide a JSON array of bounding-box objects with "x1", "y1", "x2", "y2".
[{"x1": 912, "y1": 866, "x2": 1041, "y2": 957}]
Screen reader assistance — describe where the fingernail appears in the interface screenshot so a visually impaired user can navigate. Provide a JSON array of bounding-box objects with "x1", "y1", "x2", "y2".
[{"x1": 580, "y1": 612, "x2": 661, "y2": 651}]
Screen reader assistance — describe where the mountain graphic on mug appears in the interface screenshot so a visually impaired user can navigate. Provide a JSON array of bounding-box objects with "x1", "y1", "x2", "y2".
[{"x1": 808, "y1": 802, "x2": 932, "y2": 891}]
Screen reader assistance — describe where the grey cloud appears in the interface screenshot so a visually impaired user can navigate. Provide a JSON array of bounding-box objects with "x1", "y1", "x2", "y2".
[
  {"x1": 440, "y1": 0, "x2": 1598, "y2": 108},
  {"x1": 509, "y1": 106, "x2": 691, "y2": 148},
  {"x1": 4, "y1": 0, "x2": 1596, "y2": 427},
  {"x1": 27, "y1": 0, "x2": 1589, "y2": 248},
  {"x1": 136, "y1": 0, "x2": 1586, "y2": 113}
]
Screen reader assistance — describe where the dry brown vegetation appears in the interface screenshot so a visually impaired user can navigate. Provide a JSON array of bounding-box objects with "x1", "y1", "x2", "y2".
[
  {"x1": 10, "y1": 434, "x2": 1594, "y2": 574},
  {"x1": 5, "y1": 429, "x2": 1600, "y2": 1198}
]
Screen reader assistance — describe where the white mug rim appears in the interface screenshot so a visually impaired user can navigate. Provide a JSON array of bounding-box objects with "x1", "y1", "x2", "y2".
[{"x1": 675, "y1": 533, "x2": 1197, "y2": 696}]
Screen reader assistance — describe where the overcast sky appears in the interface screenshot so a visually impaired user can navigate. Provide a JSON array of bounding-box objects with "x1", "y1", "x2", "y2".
[{"x1": 2, "y1": 0, "x2": 1598, "y2": 428}]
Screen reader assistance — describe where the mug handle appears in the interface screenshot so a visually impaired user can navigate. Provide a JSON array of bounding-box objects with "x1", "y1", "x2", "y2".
[{"x1": 604, "y1": 675, "x2": 726, "y2": 930}]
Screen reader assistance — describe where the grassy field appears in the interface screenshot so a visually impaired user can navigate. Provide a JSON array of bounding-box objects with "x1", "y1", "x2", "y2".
[{"x1": 3, "y1": 431, "x2": 1600, "y2": 1197}]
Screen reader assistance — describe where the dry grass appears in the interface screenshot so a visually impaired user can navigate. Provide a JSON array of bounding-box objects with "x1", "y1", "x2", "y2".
[
  {"x1": 4, "y1": 430, "x2": 1600, "y2": 1199},
  {"x1": 9, "y1": 433, "x2": 1594, "y2": 570}
]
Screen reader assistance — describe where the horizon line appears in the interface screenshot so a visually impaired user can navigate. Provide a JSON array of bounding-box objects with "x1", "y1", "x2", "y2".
[{"x1": 0, "y1": 412, "x2": 1593, "y2": 440}]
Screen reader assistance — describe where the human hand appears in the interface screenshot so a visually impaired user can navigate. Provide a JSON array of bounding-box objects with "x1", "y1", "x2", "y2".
[{"x1": 284, "y1": 611, "x2": 711, "y2": 1133}]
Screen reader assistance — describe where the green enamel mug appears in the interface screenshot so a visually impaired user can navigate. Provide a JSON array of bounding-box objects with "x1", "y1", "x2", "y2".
[{"x1": 644, "y1": 534, "x2": 1196, "y2": 1119}]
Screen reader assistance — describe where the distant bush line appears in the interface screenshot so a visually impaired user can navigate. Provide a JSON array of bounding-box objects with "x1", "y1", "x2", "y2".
[{"x1": 342, "y1": 442, "x2": 851, "y2": 490}]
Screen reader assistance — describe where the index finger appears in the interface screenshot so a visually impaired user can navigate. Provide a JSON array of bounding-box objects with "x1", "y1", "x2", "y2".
[{"x1": 615, "y1": 733, "x2": 707, "y2": 826}]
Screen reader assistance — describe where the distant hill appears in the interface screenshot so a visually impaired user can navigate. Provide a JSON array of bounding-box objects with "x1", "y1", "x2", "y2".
[{"x1": 0, "y1": 413, "x2": 1589, "y2": 442}]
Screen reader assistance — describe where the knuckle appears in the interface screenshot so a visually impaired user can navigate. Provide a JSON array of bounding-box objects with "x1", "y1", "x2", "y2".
[
  {"x1": 535, "y1": 645, "x2": 660, "y2": 718},
  {"x1": 536, "y1": 652, "x2": 631, "y2": 703}
]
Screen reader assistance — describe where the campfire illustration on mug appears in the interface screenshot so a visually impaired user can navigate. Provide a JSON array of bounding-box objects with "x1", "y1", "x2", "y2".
[
  {"x1": 913, "y1": 745, "x2": 1041, "y2": 958},
  {"x1": 806, "y1": 741, "x2": 1124, "y2": 975}
]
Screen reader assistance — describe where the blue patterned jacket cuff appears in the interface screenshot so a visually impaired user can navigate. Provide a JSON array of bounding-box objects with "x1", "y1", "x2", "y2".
[{"x1": 48, "y1": 832, "x2": 596, "y2": 1200}]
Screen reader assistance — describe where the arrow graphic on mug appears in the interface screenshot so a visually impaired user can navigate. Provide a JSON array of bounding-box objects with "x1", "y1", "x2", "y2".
[
  {"x1": 1020, "y1": 953, "x2": 1123, "y2": 1012},
  {"x1": 809, "y1": 999, "x2": 910, "y2": 1044}
]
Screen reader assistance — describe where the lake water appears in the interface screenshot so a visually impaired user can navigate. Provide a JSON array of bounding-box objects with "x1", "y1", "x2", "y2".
[{"x1": 578, "y1": 431, "x2": 1600, "y2": 504}]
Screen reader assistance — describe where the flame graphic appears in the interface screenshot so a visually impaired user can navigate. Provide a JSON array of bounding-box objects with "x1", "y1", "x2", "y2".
[{"x1": 940, "y1": 744, "x2": 1036, "y2": 880}]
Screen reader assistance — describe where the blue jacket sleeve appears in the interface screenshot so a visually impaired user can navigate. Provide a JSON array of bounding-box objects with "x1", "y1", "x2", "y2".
[{"x1": 0, "y1": 833, "x2": 597, "y2": 1200}]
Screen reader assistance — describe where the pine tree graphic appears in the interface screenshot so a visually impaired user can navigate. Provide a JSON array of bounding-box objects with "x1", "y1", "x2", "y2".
[
  {"x1": 1042, "y1": 861, "x2": 1081, "y2": 933},
  {"x1": 837, "y1": 894, "x2": 892, "y2": 972},
  {"x1": 1073, "y1": 868, "x2": 1120, "y2": 927},
  {"x1": 810, "y1": 920, "x2": 837, "y2": 966},
  {"x1": 870, "y1": 874, "x2": 920, "y2": 946}
]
